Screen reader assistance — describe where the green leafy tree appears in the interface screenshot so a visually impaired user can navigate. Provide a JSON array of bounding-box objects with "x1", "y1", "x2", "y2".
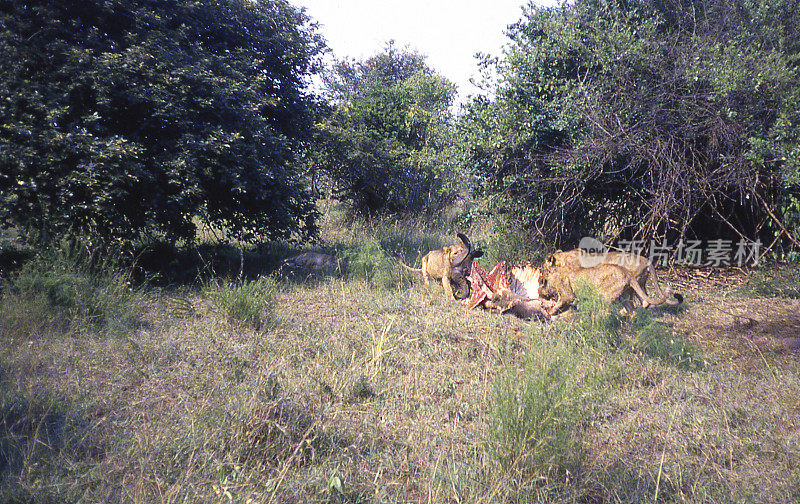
[
  {"x1": 461, "y1": 0, "x2": 800, "y2": 250},
  {"x1": 313, "y1": 42, "x2": 459, "y2": 214},
  {"x1": 0, "y1": 0, "x2": 324, "y2": 245}
]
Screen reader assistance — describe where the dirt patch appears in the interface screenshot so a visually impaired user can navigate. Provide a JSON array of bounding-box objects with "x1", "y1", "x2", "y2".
[
  {"x1": 659, "y1": 267, "x2": 800, "y2": 370},
  {"x1": 739, "y1": 313, "x2": 800, "y2": 350},
  {"x1": 664, "y1": 265, "x2": 751, "y2": 293}
]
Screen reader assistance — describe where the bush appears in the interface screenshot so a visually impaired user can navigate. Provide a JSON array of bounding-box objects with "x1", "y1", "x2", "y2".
[
  {"x1": 0, "y1": 0, "x2": 323, "y2": 244},
  {"x1": 480, "y1": 223, "x2": 545, "y2": 267},
  {"x1": 341, "y1": 239, "x2": 397, "y2": 289},
  {"x1": 0, "y1": 239, "x2": 142, "y2": 338},
  {"x1": 205, "y1": 276, "x2": 277, "y2": 331},
  {"x1": 314, "y1": 43, "x2": 459, "y2": 216},
  {"x1": 488, "y1": 337, "x2": 591, "y2": 484},
  {"x1": 461, "y1": 0, "x2": 800, "y2": 250}
]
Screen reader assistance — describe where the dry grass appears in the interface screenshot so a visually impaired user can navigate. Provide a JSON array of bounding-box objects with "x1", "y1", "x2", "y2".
[{"x1": 1, "y1": 222, "x2": 799, "y2": 503}]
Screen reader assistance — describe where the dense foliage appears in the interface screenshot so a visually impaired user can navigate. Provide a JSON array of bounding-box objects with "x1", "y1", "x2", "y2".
[
  {"x1": 0, "y1": 0, "x2": 324, "y2": 244},
  {"x1": 2, "y1": 0, "x2": 799, "y2": 259},
  {"x1": 461, "y1": 0, "x2": 800, "y2": 249},
  {"x1": 312, "y1": 43, "x2": 460, "y2": 214}
]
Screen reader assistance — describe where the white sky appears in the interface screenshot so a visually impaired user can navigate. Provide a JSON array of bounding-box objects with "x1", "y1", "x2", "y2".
[{"x1": 289, "y1": 0, "x2": 557, "y2": 103}]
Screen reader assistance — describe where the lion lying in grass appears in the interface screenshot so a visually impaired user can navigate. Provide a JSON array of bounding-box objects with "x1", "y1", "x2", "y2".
[{"x1": 282, "y1": 252, "x2": 341, "y2": 272}]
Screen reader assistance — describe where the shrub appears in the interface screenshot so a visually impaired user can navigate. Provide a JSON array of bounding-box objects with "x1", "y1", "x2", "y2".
[
  {"x1": 0, "y1": 239, "x2": 142, "y2": 338},
  {"x1": 341, "y1": 239, "x2": 397, "y2": 289},
  {"x1": 488, "y1": 338, "x2": 591, "y2": 484},
  {"x1": 480, "y1": 223, "x2": 545, "y2": 267},
  {"x1": 205, "y1": 276, "x2": 277, "y2": 331},
  {"x1": 0, "y1": 0, "x2": 323, "y2": 245},
  {"x1": 462, "y1": 0, "x2": 800, "y2": 250},
  {"x1": 314, "y1": 44, "x2": 458, "y2": 216}
]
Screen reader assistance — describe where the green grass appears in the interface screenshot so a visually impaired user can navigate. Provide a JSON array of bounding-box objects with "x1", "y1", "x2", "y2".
[
  {"x1": 0, "y1": 386, "x2": 107, "y2": 503},
  {"x1": 1, "y1": 221, "x2": 798, "y2": 503},
  {"x1": 736, "y1": 266, "x2": 800, "y2": 298},
  {"x1": 341, "y1": 238, "x2": 399, "y2": 289},
  {"x1": 488, "y1": 336, "x2": 591, "y2": 488},
  {"x1": 0, "y1": 238, "x2": 144, "y2": 339},
  {"x1": 628, "y1": 311, "x2": 705, "y2": 371},
  {"x1": 204, "y1": 276, "x2": 278, "y2": 330}
]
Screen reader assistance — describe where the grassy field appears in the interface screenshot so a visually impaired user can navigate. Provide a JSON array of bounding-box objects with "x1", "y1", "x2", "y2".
[{"x1": 1, "y1": 214, "x2": 799, "y2": 503}]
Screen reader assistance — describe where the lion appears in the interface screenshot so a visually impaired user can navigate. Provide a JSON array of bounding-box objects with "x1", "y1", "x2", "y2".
[
  {"x1": 399, "y1": 233, "x2": 483, "y2": 300},
  {"x1": 538, "y1": 262, "x2": 679, "y2": 316},
  {"x1": 282, "y1": 252, "x2": 341, "y2": 272},
  {"x1": 543, "y1": 248, "x2": 681, "y2": 308}
]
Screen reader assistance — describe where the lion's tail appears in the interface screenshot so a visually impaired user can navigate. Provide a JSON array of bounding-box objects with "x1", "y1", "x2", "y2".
[
  {"x1": 397, "y1": 258, "x2": 423, "y2": 273},
  {"x1": 644, "y1": 264, "x2": 683, "y2": 306}
]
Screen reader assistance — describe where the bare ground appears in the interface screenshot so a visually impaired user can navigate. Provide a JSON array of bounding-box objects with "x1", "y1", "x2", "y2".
[{"x1": 666, "y1": 267, "x2": 800, "y2": 363}]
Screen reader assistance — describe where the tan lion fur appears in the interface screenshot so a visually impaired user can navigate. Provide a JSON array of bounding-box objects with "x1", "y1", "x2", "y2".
[
  {"x1": 282, "y1": 252, "x2": 341, "y2": 272},
  {"x1": 538, "y1": 262, "x2": 675, "y2": 316},
  {"x1": 543, "y1": 248, "x2": 679, "y2": 307},
  {"x1": 399, "y1": 245, "x2": 464, "y2": 298}
]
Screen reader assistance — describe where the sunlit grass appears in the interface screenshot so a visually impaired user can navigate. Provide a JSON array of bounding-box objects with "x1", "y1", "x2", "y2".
[{"x1": 1, "y1": 221, "x2": 798, "y2": 503}]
